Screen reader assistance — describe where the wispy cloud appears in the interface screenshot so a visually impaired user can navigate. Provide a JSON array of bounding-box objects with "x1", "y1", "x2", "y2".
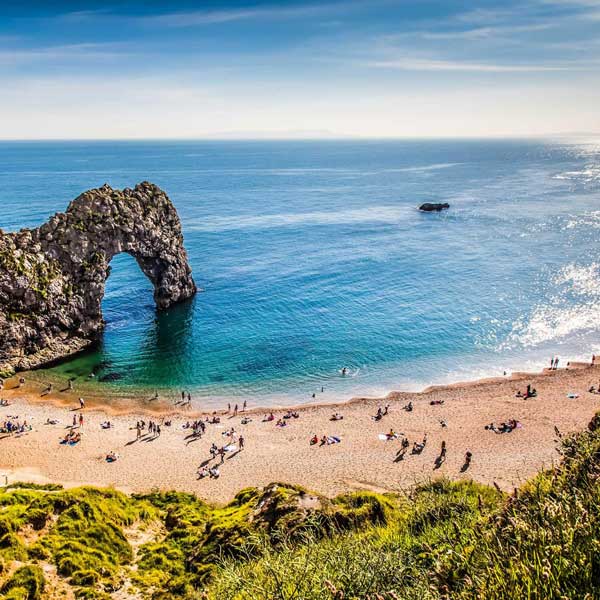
[
  {"x1": 0, "y1": 43, "x2": 130, "y2": 65},
  {"x1": 139, "y1": 2, "x2": 352, "y2": 27},
  {"x1": 366, "y1": 58, "x2": 577, "y2": 72},
  {"x1": 420, "y1": 23, "x2": 553, "y2": 41}
]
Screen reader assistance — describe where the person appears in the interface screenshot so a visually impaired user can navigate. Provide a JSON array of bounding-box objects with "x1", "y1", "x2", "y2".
[
  {"x1": 239, "y1": 435, "x2": 244, "y2": 450},
  {"x1": 106, "y1": 451, "x2": 117, "y2": 462},
  {"x1": 209, "y1": 466, "x2": 220, "y2": 478},
  {"x1": 18, "y1": 377, "x2": 25, "y2": 388},
  {"x1": 321, "y1": 386, "x2": 324, "y2": 393},
  {"x1": 187, "y1": 392, "x2": 191, "y2": 404},
  {"x1": 156, "y1": 425, "x2": 161, "y2": 436},
  {"x1": 198, "y1": 466, "x2": 209, "y2": 478},
  {"x1": 312, "y1": 393, "x2": 316, "y2": 399},
  {"x1": 592, "y1": 354, "x2": 596, "y2": 365},
  {"x1": 387, "y1": 428, "x2": 396, "y2": 439},
  {"x1": 234, "y1": 404, "x2": 238, "y2": 416},
  {"x1": 440, "y1": 441, "x2": 447, "y2": 459},
  {"x1": 341, "y1": 367, "x2": 347, "y2": 376},
  {"x1": 243, "y1": 400, "x2": 247, "y2": 412},
  {"x1": 136, "y1": 422, "x2": 142, "y2": 439},
  {"x1": 210, "y1": 443, "x2": 217, "y2": 459},
  {"x1": 79, "y1": 397, "x2": 85, "y2": 409},
  {"x1": 405, "y1": 401, "x2": 413, "y2": 412},
  {"x1": 67, "y1": 379, "x2": 73, "y2": 391},
  {"x1": 464, "y1": 451, "x2": 472, "y2": 468},
  {"x1": 227, "y1": 403, "x2": 231, "y2": 413},
  {"x1": 310, "y1": 434, "x2": 318, "y2": 445},
  {"x1": 79, "y1": 413, "x2": 84, "y2": 427},
  {"x1": 219, "y1": 447, "x2": 226, "y2": 463},
  {"x1": 330, "y1": 412, "x2": 343, "y2": 421}
]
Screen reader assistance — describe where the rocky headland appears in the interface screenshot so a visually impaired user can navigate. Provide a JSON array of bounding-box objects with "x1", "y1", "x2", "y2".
[{"x1": 0, "y1": 182, "x2": 196, "y2": 375}]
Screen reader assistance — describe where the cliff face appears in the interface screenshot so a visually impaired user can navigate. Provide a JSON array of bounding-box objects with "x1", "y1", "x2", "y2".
[{"x1": 0, "y1": 182, "x2": 196, "y2": 374}]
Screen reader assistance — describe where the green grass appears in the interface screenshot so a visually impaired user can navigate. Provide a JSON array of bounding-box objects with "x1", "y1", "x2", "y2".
[{"x1": 1, "y1": 414, "x2": 600, "y2": 599}]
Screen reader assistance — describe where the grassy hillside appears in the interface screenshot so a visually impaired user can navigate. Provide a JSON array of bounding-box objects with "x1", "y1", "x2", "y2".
[{"x1": 1, "y1": 414, "x2": 599, "y2": 599}]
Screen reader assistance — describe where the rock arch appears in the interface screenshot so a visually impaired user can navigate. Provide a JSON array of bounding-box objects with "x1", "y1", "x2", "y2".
[{"x1": 0, "y1": 182, "x2": 196, "y2": 374}]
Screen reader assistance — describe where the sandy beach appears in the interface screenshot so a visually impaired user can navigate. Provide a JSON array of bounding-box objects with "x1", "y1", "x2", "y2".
[{"x1": 2, "y1": 361, "x2": 600, "y2": 503}]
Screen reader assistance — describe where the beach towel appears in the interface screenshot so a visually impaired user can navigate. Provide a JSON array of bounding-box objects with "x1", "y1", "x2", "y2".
[
  {"x1": 327, "y1": 436, "x2": 341, "y2": 444},
  {"x1": 567, "y1": 393, "x2": 579, "y2": 399},
  {"x1": 224, "y1": 444, "x2": 237, "y2": 452},
  {"x1": 378, "y1": 433, "x2": 400, "y2": 441}
]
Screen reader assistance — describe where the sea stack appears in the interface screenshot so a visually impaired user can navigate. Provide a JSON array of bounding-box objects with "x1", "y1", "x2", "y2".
[
  {"x1": 0, "y1": 182, "x2": 196, "y2": 375},
  {"x1": 419, "y1": 202, "x2": 450, "y2": 212}
]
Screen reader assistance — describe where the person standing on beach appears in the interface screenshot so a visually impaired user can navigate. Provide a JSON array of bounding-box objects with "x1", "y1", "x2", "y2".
[
  {"x1": 243, "y1": 400, "x2": 247, "y2": 412},
  {"x1": 187, "y1": 392, "x2": 191, "y2": 405},
  {"x1": 239, "y1": 435, "x2": 244, "y2": 450},
  {"x1": 227, "y1": 403, "x2": 231, "y2": 413},
  {"x1": 234, "y1": 404, "x2": 238, "y2": 416},
  {"x1": 79, "y1": 397, "x2": 85, "y2": 409},
  {"x1": 79, "y1": 413, "x2": 84, "y2": 428}
]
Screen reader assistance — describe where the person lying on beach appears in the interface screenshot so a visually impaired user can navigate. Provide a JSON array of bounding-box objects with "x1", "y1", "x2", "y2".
[
  {"x1": 430, "y1": 399, "x2": 445, "y2": 405},
  {"x1": 197, "y1": 466, "x2": 210, "y2": 478},
  {"x1": 209, "y1": 466, "x2": 220, "y2": 478},
  {"x1": 45, "y1": 418, "x2": 59, "y2": 425},
  {"x1": 241, "y1": 417, "x2": 252, "y2": 424},
  {"x1": 60, "y1": 431, "x2": 81, "y2": 445},
  {"x1": 404, "y1": 402, "x2": 413, "y2": 412},
  {"x1": 106, "y1": 451, "x2": 117, "y2": 462},
  {"x1": 330, "y1": 412, "x2": 343, "y2": 421},
  {"x1": 101, "y1": 421, "x2": 111, "y2": 429},
  {"x1": 386, "y1": 429, "x2": 397, "y2": 440},
  {"x1": 411, "y1": 434, "x2": 428, "y2": 454},
  {"x1": 589, "y1": 386, "x2": 597, "y2": 393}
]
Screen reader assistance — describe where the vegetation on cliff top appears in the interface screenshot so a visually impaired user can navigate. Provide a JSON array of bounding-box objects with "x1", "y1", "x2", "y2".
[{"x1": 1, "y1": 414, "x2": 599, "y2": 599}]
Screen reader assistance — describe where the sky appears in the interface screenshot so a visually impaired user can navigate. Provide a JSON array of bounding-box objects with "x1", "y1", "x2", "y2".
[{"x1": 0, "y1": 0, "x2": 599, "y2": 139}]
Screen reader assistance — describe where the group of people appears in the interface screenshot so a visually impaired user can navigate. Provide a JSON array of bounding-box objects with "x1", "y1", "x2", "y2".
[
  {"x1": 1, "y1": 417, "x2": 31, "y2": 434},
  {"x1": 516, "y1": 384, "x2": 537, "y2": 399},
  {"x1": 310, "y1": 434, "x2": 342, "y2": 446},
  {"x1": 485, "y1": 419, "x2": 521, "y2": 434},
  {"x1": 373, "y1": 405, "x2": 390, "y2": 421}
]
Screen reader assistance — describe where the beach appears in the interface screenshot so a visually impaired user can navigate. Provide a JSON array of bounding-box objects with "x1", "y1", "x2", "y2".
[{"x1": 2, "y1": 361, "x2": 599, "y2": 503}]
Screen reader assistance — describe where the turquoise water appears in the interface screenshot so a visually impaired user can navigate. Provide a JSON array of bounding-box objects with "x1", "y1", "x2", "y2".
[{"x1": 1, "y1": 139, "x2": 599, "y2": 407}]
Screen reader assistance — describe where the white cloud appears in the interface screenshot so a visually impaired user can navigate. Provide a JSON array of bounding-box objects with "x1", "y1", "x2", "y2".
[{"x1": 365, "y1": 57, "x2": 576, "y2": 72}]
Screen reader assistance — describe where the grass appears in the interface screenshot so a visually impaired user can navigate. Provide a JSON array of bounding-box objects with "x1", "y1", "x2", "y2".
[{"x1": 0, "y1": 414, "x2": 599, "y2": 599}]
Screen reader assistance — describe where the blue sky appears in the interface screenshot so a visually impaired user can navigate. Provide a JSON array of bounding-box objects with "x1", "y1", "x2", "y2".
[{"x1": 0, "y1": 0, "x2": 599, "y2": 138}]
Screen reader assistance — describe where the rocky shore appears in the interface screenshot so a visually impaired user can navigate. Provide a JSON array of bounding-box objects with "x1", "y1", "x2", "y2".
[{"x1": 0, "y1": 182, "x2": 196, "y2": 375}]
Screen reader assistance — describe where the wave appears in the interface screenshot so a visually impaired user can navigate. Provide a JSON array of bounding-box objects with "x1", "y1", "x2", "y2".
[
  {"x1": 189, "y1": 205, "x2": 414, "y2": 232},
  {"x1": 552, "y1": 164, "x2": 600, "y2": 184}
]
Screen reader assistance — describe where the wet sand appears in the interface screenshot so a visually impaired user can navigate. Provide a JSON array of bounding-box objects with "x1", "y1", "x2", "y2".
[{"x1": 1, "y1": 362, "x2": 599, "y2": 503}]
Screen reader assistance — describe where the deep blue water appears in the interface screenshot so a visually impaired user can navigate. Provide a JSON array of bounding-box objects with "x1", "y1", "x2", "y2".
[{"x1": 1, "y1": 139, "x2": 599, "y2": 407}]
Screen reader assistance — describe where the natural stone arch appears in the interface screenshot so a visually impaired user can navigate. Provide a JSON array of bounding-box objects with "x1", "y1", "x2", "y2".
[{"x1": 0, "y1": 182, "x2": 196, "y2": 374}]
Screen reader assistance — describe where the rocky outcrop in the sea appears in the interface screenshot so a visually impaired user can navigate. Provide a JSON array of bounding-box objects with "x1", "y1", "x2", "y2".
[
  {"x1": 0, "y1": 182, "x2": 196, "y2": 375},
  {"x1": 419, "y1": 202, "x2": 450, "y2": 212}
]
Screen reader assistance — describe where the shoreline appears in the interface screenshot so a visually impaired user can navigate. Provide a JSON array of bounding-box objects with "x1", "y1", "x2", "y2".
[
  {"x1": 1, "y1": 358, "x2": 599, "y2": 503},
  {"x1": 8, "y1": 354, "x2": 594, "y2": 418}
]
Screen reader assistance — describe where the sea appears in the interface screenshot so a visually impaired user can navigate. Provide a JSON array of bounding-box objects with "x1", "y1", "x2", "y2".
[{"x1": 1, "y1": 138, "x2": 599, "y2": 408}]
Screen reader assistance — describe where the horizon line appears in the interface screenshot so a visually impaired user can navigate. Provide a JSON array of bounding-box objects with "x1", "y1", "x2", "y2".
[{"x1": 0, "y1": 132, "x2": 598, "y2": 143}]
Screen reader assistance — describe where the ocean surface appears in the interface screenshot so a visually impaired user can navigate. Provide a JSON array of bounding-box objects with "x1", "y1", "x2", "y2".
[{"x1": 1, "y1": 138, "x2": 599, "y2": 408}]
